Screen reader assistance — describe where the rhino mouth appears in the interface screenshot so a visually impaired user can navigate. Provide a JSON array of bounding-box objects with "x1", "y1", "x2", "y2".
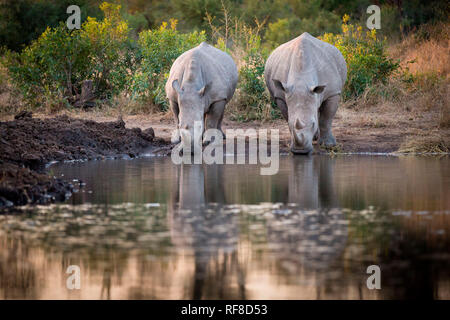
[{"x1": 290, "y1": 147, "x2": 313, "y2": 155}]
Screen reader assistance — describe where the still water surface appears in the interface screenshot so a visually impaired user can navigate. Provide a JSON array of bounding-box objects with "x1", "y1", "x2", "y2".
[{"x1": 0, "y1": 155, "x2": 449, "y2": 299}]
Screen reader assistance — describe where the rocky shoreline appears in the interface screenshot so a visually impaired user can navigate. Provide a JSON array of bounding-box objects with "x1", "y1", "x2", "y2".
[{"x1": 0, "y1": 112, "x2": 171, "y2": 208}]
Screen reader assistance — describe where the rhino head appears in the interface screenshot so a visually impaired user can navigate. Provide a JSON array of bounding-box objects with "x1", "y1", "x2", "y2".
[
  {"x1": 172, "y1": 79, "x2": 211, "y2": 152},
  {"x1": 273, "y1": 79, "x2": 325, "y2": 154}
]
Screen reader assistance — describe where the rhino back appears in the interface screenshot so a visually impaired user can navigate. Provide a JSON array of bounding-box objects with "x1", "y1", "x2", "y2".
[
  {"x1": 166, "y1": 42, "x2": 238, "y2": 103},
  {"x1": 265, "y1": 32, "x2": 347, "y2": 100}
]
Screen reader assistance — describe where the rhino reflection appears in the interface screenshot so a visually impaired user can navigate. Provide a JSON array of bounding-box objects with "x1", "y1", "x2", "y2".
[
  {"x1": 266, "y1": 209, "x2": 347, "y2": 270},
  {"x1": 1, "y1": 156, "x2": 449, "y2": 299},
  {"x1": 169, "y1": 164, "x2": 243, "y2": 299},
  {"x1": 287, "y1": 156, "x2": 338, "y2": 208},
  {"x1": 263, "y1": 156, "x2": 349, "y2": 297}
]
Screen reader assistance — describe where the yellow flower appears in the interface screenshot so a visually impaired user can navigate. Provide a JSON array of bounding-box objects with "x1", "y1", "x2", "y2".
[
  {"x1": 170, "y1": 19, "x2": 178, "y2": 30},
  {"x1": 342, "y1": 14, "x2": 350, "y2": 24},
  {"x1": 342, "y1": 24, "x2": 349, "y2": 34}
]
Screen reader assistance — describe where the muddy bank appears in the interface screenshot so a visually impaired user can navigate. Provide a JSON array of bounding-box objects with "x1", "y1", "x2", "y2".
[
  {"x1": 0, "y1": 113, "x2": 171, "y2": 208},
  {"x1": 0, "y1": 162, "x2": 76, "y2": 207}
]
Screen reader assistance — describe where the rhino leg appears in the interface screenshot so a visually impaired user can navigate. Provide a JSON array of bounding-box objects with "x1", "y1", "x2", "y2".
[
  {"x1": 170, "y1": 100, "x2": 181, "y2": 144},
  {"x1": 275, "y1": 98, "x2": 288, "y2": 121},
  {"x1": 318, "y1": 95, "x2": 339, "y2": 147},
  {"x1": 205, "y1": 100, "x2": 226, "y2": 138}
]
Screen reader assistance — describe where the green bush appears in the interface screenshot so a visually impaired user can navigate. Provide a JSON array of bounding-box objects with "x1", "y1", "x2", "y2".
[
  {"x1": 131, "y1": 19, "x2": 206, "y2": 111},
  {"x1": 81, "y1": 2, "x2": 133, "y2": 99},
  {"x1": 320, "y1": 15, "x2": 399, "y2": 100},
  {"x1": 235, "y1": 35, "x2": 273, "y2": 121},
  {"x1": 3, "y1": 2, "x2": 131, "y2": 106},
  {"x1": 263, "y1": 2, "x2": 341, "y2": 50},
  {"x1": 264, "y1": 18, "x2": 292, "y2": 49},
  {"x1": 5, "y1": 23, "x2": 90, "y2": 106},
  {"x1": 206, "y1": 3, "x2": 278, "y2": 122},
  {"x1": 227, "y1": 34, "x2": 279, "y2": 121}
]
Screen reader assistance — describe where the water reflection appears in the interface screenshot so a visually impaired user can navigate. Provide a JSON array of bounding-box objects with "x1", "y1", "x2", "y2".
[
  {"x1": 0, "y1": 155, "x2": 449, "y2": 299},
  {"x1": 169, "y1": 164, "x2": 241, "y2": 299}
]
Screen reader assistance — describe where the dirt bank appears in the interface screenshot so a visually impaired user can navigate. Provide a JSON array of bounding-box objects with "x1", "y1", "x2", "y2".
[
  {"x1": 0, "y1": 113, "x2": 170, "y2": 208},
  {"x1": 24, "y1": 103, "x2": 447, "y2": 154}
]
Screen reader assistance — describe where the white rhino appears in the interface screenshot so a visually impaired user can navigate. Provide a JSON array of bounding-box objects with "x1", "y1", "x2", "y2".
[
  {"x1": 265, "y1": 32, "x2": 347, "y2": 154},
  {"x1": 165, "y1": 42, "x2": 238, "y2": 151}
]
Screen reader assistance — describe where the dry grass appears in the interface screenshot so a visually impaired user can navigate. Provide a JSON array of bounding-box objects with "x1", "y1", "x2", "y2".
[
  {"x1": 398, "y1": 134, "x2": 450, "y2": 154},
  {"x1": 389, "y1": 22, "x2": 450, "y2": 78},
  {"x1": 440, "y1": 99, "x2": 450, "y2": 128},
  {"x1": 226, "y1": 88, "x2": 276, "y2": 122},
  {"x1": 108, "y1": 94, "x2": 163, "y2": 115},
  {"x1": 335, "y1": 23, "x2": 450, "y2": 153},
  {"x1": 322, "y1": 143, "x2": 344, "y2": 155},
  {"x1": 0, "y1": 63, "x2": 24, "y2": 114}
]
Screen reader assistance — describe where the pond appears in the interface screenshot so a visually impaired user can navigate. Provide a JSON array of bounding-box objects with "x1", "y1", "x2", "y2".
[{"x1": 0, "y1": 155, "x2": 449, "y2": 299}]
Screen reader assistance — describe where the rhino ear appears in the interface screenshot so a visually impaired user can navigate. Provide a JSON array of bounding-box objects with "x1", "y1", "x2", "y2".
[
  {"x1": 311, "y1": 85, "x2": 326, "y2": 94},
  {"x1": 273, "y1": 79, "x2": 289, "y2": 93},
  {"x1": 172, "y1": 79, "x2": 183, "y2": 95},
  {"x1": 198, "y1": 83, "x2": 211, "y2": 97}
]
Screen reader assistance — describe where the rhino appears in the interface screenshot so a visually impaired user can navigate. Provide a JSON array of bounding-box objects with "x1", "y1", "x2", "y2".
[
  {"x1": 166, "y1": 42, "x2": 238, "y2": 151},
  {"x1": 265, "y1": 32, "x2": 347, "y2": 154}
]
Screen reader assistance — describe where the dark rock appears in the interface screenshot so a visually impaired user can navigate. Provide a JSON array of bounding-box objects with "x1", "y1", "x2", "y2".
[{"x1": 14, "y1": 110, "x2": 33, "y2": 120}]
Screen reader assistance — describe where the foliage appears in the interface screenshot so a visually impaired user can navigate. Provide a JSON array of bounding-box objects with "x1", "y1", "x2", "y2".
[
  {"x1": 4, "y1": 23, "x2": 89, "y2": 106},
  {"x1": 233, "y1": 35, "x2": 277, "y2": 121},
  {"x1": 1, "y1": 0, "x2": 446, "y2": 115},
  {"x1": 1, "y1": 0, "x2": 448, "y2": 53},
  {"x1": 131, "y1": 19, "x2": 206, "y2": 111},
  {"x1": 264, "y1": 18, "x2": 292, "y2": 49},
  {"x1": 204, "y1": 2, "x2": 277, "y2": 121},
  {"x1": 82, "y1": 2, "x2": 132, "y2": 98},
  {"x1": 321, "y1": 15, "x2": 399, "y2": 100},
  {"x1": 4, "y1": 2, "x2": 132, "y2": 106},
  {"x1": 0, "y1": 0, "x2": 101, "y2": 52},
  {"x1": 263, "y1": 0, "x2": 342, "y2": 49}
]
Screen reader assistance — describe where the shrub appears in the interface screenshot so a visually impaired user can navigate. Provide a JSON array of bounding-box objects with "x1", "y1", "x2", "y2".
[
  {"x1": 3, "y1": 2, "x2": 131, "y2": 107},
  {"x1": 205, "y1": 3, "x2": 278, "y2": 121},
  {"x1": 263, "y1": 3, "x2": 341, "y2": 50},
  {"x1": 4, "y1": 23, "x2": 90, "y2": 107},
  {"x1": 81, "y1": 2, "x2": 132, "y2": 99},
  {"x1": 232, "y1": 34, "x2": 278, "y2": 121},
  {"x1": 320, "y1": 15, "x2": 399, "y2": 100},
  {"x1": 131, "y1": 19, "x2": 206, "y2": 111},
  {"x1": 264, "y1": 18, "x2": 292, "y2": 50}
]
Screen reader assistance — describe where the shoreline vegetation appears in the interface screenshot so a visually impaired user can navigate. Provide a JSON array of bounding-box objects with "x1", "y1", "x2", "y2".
[{"x1": 0, "y1": 1, "x2": 449, "y2": 207}]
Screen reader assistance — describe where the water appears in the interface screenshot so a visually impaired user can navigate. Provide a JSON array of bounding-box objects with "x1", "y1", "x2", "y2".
[{"x1": 0, "y1": 155, "x2": 449, "y2": 299}]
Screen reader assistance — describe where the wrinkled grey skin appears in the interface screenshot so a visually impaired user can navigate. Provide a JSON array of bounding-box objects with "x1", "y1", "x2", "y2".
[
  {"x1": 265, "y1": 32, "x2": 347, "y2": 154},
  {"x1": 166, "y1": 42, "x2": 238, "y2": 151}
]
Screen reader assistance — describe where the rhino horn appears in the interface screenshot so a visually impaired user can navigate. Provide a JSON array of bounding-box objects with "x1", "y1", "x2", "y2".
[{"x1": 295, "y1": 118, "x2": 306, "y2": 130}]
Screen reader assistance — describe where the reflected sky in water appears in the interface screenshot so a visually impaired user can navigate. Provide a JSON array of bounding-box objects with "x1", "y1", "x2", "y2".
[{"x1": 0, "y1": 155, "x2": 449, "y2": 299}]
